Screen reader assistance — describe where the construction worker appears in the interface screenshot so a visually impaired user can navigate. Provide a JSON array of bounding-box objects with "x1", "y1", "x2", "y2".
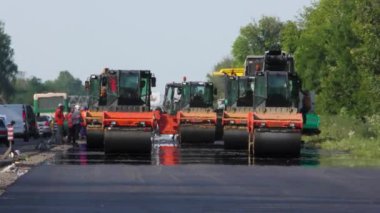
[
  {"x1": 237, "y1": 90, "x2": 253, "y2": 106},
  {"x1": 54, "y1": 103, "x2": 65, "y2": 144},
  {"x1": 191, "y1": 90, "x2": 205, "y2": 107},
  {"x1": 71, "y1": 105, "x2": 81, "y2": 146},
  {"x1": 66, "y1": 107, "x2": 74, "y2": 144},
  {"x1": 255, "y1": 63, "x2": 261, "y2": 72},
  {"x1": 301, "y1": 91, "x2": 311, "y2": 113},
  {"x1": 301, "y1": 91, "x2": 312, "y2": 124}
]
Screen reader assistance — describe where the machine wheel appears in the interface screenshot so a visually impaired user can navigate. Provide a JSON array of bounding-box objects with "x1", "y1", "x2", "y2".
[
  {"x1": 104, "y1": 128, "x2": 152, "y2": 154},
  {"x1": 253, "y1": 131, "x2": 301, "y2": 157},
  {"x1": 86, "y1": 127, "x2": 104, "y2": 150},
  {"x1": 179, "y1": 125, "x2": 215, "y2": 144},
  {"x1": 223, "y1": 129, "x2": 248, "y2": 150}
]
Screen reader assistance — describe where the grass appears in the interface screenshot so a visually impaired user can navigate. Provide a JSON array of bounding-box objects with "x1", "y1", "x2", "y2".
[{"x1": 303, "y1": 114, "x2": 380, "y2": 166}]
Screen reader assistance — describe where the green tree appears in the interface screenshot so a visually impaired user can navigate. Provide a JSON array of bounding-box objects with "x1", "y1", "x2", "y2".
[
  {"x1": 280, "y1": 21, "x2": 300, "y2": 54},
  {"x1": 293, "y1": 0, "x2": 364, "y2": 115},
  {"x1": 45, "y1": 71, "x2": 85, "y2": 95},
  {"x1": 0, "y1": 21, "x2": 18, "y2": 103},
  {"x1": 11, "y1": 77, "x2": 46, "y2": 104},
  {"x1": 351, "y1": 0, "x2": 380, "y2": 115},
  {"x1": 232, "y1": 16, "x2": 284, "y2": 65}
]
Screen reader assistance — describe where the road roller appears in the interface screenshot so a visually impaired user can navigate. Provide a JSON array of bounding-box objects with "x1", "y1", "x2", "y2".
[
  {"x1": 84, "y1": 69, "x2": 158, "y2": 154},
  {"x1": 176, "y1": 80, "x2": 217, "y2": 144},
  {"x1": 247, "y1": 49, "x2": 307, "y2": 157},
  {"x1": 220, "y1": 75, "x2": 256, "y2": 150},
  {"x1": 210, "y1": 57, "x2": 266, "y2": 149},
  {"x1": 211, "y1": 57, "x2": 265, "y2": 149},
  {"x1": 96, "y1": 69, "x2": 158, "y2": 154}
]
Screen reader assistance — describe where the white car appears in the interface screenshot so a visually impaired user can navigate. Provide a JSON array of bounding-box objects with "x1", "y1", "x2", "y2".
[
  {"x1": 0, "y1": 104, "x2": 39, "y2": 141},
  {"x1": 36, "y1": 115, "x2": 53, "y2": 137}
]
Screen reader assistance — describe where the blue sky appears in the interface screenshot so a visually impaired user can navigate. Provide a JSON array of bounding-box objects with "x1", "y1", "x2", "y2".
[{"x1": 0, "y1": 0, "x2": 314, "y2": 93}]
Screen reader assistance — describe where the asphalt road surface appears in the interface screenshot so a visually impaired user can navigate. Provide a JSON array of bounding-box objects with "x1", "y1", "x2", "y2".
[{"x1": 0, "y1": 139, "x2": 380, "y2": 212}]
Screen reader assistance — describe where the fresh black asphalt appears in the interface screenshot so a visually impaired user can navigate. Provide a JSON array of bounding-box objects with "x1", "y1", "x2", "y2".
[{"x1": 1, "y1": 164, "x2": 380, "y2": 212}]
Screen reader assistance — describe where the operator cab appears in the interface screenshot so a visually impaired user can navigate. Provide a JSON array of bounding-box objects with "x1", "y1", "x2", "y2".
[
  {"x1": 96, "y1": 69, "x2": 156, "y2": 110},
  {"x1": 163, "y1": 83, "x2": 183, "y2": 115},
  {"x1": 245, "y1": 56, "x2": 264, "y2": 76},
  {"x1": 180, "y1": 82, "x2": 215, "y2": 108},
  {"x1": 252, "y1": 49, "x2": 300, "y2": 109},
  {"x1": 225, "y1": 76, "x2": 255, "y2": 107},
  {"x1": 86, "y1": 74, "x2": 101, "y2": 109}
]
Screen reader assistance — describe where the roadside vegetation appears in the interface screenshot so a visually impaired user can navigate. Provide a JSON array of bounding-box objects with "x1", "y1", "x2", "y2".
[{"x1": 304, "y1": 114, "x2": 380, "y2": 162}]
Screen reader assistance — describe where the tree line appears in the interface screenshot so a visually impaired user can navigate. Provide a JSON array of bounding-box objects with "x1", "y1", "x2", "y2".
[
  {"x1": 0, "y1": 21, "x2": 84, "y2": 105},
  {"x1": 12, "y1": 71, "x2": 85, "y2": 105},
  {"x1": 211, "y1": 0, "x2": 380, "y2": 117}
]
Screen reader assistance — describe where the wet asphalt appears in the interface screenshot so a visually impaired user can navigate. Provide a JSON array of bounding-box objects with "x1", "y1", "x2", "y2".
[
  {"x1": 46, "y1": 135, "x2": 321, "y2": 166},
  {"x1": 0, "y1": 136, "x2": 380, "y2": 212}
]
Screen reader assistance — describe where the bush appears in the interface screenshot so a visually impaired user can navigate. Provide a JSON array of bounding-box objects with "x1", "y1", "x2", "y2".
[
  {"x1": 305, "y1": 114, "x2": 380, "y2": 160},
  {"x1": 318, "y1": 114, "x2": 378, "y2": 141}
]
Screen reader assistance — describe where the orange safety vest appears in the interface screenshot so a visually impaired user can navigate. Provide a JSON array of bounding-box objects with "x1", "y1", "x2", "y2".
[{"x1": 55, "y1": 108, "x2": 64, "y2": 126}]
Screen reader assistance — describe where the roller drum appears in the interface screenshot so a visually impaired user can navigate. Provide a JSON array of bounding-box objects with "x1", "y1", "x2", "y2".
[
  {"x1": 86, "y1": 127, "x2": 104, "y2": 149},
  {"x1": 223, "y1": 129, "x2": 248, "y2": 150},
  {"x1": 179, "y1": 126, "x2": 215, "y2": 144},
  {"x1": 254, "y1": 131, "x2": 301, "y2": 157},
  {"x1": 104, "y1": 128, "x2": 152, "y2": 154}
]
